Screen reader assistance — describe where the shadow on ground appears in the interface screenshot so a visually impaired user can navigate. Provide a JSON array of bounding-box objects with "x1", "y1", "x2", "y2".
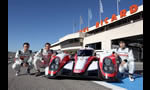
[{"x1": 42, "y1": 69, "x2": 143, "y2": 83}]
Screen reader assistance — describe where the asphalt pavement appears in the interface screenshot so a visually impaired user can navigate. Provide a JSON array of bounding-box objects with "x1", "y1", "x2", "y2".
[
  {"x1": 8, "y1": 60, "x2": 143, "y2": 90},
  {"x1": 8, "y1": 63, "x2": 111, "y2": 90}
]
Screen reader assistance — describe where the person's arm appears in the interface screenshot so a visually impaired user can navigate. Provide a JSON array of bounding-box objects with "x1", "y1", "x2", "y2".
[
  {"x1": 127, "y1": 49, "x2": 135, "y2": 62},
  {"x1": 15, "y1": 51, "x2": 21, "y2": 60},
  {"x1": 14, "y1": 50, "x2": 23, "y2": 64},
  {"x1": 15, "y1": 50, "x2": 20, "y2": 59},
  {"x1": 34, "y1": 49, "x2": 42, "y2": 58},
  {"x1": 27, "y1": 50, "x2": 33, "y2": 64},
  {"x1": 34, "y1": 49, "x2": 43, "y2": 62},
  {"x1": 50, "y1": 50, "x2": 57, "y2": 59}
]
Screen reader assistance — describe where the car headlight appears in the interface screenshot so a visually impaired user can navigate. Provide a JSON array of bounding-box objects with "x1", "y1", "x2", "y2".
[
  {"x1": 109, "y1": 66, "x2": 113, "y2": 71},
  {"x1": 55, "y1": 58, "x2": 60, "y2": 65},
  {"x1": 51, "y1": 65, "x2": 54, "y2": 69},
  {"x1": 103, "y1": 57, "x2": 115, "y2": 73},
  {"x1": 54, "y1": 65, "x2": 59, "y2": 70},
  {"x1": 104, "y1": 58, "x2": 112, "y2": 66},
  {"x1": 50, "y1": 57, "x2": 60, "y2": 71},
  {"x1": 104, "y1": 66, "x2": 108, "y2": 71}
]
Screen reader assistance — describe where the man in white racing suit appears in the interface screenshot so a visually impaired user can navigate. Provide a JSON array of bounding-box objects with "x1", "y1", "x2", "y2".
[
  {"x1": 113, "y1": 41, "x2": 135, "y2": 81},
  {"x1": 33, "y1": 43, "x2": 55, "y2": 77},
  {"x1": 12, "y1": 42, "x2": 33, "y2": 76}
]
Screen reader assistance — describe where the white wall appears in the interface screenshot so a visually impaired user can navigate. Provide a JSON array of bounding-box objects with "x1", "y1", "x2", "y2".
[
  {"x1": 59, "y1": 32, "x2": 84, "y2": 43},
  {"x1": 83, "y1": 20, "x2": 143, "y2": 51},
  {"x1": 51, "y1": 45, "x2": 61, "y2": 50}
]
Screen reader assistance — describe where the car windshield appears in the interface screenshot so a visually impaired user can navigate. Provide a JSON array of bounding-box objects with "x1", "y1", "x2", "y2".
[{"x1": 77, "y1": 50, "x2": 93, "y2": 56}]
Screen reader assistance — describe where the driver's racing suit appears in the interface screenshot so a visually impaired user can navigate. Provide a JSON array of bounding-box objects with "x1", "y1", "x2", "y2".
[
  {"x1": 33, "y1": 48, "x2": 54, "y2": 70},
  {"x1": 112, "y1": 47, "x2": 135, "y2": 74},
  {"x1": 12, "y1": 49, "x2": 33, "y2": 71}
]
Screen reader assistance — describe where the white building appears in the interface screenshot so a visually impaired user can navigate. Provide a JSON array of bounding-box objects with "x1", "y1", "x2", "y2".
[{"x1": 51, "y1": 4, "x2": 143, "y2": 62}]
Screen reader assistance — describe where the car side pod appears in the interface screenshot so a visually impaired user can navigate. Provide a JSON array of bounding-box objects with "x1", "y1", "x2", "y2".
[{"x1": 98, "y1": 54, "x2": 119, "y2": 81}]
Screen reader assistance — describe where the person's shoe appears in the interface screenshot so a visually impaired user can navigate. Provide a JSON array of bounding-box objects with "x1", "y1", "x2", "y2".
[
  {"x1": 35, "y1": 71, "x2": 41, "y2": 77},
  {"x1": 26, "y1": 69, "x2": 30, "y2": 75},
  {"x1": 16, "y1": 70, "x2": 20, "y2": 76},
  {"x1": 120, "y1": 73, "x2": 126, "y2": 78},
  {"x1": 129, "y1": 75, "x2": 134, "y2": 81}
]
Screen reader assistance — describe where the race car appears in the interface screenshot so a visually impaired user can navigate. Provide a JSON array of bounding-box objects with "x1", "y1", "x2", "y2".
[{"x1": 45, "y1": 48, "x2": 119, "y2": 81}]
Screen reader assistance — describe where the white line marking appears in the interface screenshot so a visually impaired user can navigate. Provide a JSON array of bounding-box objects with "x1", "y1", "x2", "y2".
[{"x1": 92, "y1": 81, "x2": 127, "y2": 90}]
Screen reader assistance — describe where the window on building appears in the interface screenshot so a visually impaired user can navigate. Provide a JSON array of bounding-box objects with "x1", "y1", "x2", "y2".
[{"x1": 86, "y1": 42, "x2": 101, "y2": 50}]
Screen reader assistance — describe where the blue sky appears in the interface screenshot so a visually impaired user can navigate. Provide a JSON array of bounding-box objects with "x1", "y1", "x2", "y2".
[{"x1": 8, "y1": 0, "x2": 143, "y2": 51}]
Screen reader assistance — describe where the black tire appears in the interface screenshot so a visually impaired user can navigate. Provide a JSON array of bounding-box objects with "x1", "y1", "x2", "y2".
[{"x1": 97, "y1": 61, "x2": 105, "y2": 81}]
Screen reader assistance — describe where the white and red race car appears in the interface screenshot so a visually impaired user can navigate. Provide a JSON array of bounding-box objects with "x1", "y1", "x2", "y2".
[{"x1": 45, "y1": 48, "x2": 119, "y2": 81}]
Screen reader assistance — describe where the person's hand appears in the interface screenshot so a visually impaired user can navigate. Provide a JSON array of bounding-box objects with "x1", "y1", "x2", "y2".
[
  {"x1": 120, "y1": 60, "x2": 126, "y2": 66},
  {"x1": 51, "y1": 54, "x2": 56, "y2": 59},
  {"x1": 41, "y1": 60, "x2": 45, "y2": 64},
  {"x1": 51, "y1": 53, "x2": 56, "y2": 57},
  {"x1": 114, "y1": 53, "x2": 119, "y2": 58},
  {"x1": 20, "y1": 56, "x2": 24, "y2": 60},
  {"x1": 23, "y1": 63, "x2": 28, "y2": 67}
]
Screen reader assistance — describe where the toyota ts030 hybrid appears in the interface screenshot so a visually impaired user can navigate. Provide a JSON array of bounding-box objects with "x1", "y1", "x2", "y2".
[{"x1": 45, "y1": 48, "x2": 120, "y2": 81}]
